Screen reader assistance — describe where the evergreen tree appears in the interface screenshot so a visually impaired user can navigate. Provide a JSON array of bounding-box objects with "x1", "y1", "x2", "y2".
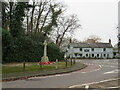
[{"x1": 10, "y1": 2, "x2": 28, "y2": 38}]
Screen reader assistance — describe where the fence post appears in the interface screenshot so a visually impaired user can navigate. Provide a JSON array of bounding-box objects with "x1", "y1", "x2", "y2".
[{"x1": 23, "y1": 60, "x2": 25, "y2": 71}]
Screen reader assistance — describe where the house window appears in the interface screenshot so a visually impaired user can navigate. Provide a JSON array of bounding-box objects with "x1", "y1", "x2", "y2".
[
  {"x1": 104, "y1": 54, "x2": 106, "y2": 57},
  {"x1": 92, "y1": 54, "x2": 94, "y2": 57},
  {"x1": 86, "y1": 54, "x2": 88, "y2": 57},
  {"x1": 103, "y1": 48, "x2": 106, "y2": 51},
  {"x1": 92, "y1": 48, "x2": 94, "y2": 51},
  {"x1": 84, "y1": 49, "x2": 89, "y2": 52},
  {"x1": 74, "y1": 53, "x2": 77, "y2": 57},
  {"x1": 79, "y1": 54, "x2": 82, "y2": 57},
  {"x1": 97, "y1": 54, "x2": 99, "y2": 57},
  {"x1": 80, "y1": 48, "x2": 82, "y2": 51}
]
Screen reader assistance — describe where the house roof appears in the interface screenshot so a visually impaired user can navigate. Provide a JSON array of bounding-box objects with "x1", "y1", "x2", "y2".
[{"x1": 70, "y1": 43, "x2": 113, "y2": 48}]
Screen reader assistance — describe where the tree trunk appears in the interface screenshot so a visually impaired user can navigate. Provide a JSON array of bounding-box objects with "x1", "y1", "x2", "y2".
[
  {"x1": 9, "y1": 2, "x2": 14, "y2": 31},
  {"x1": 58, "y1": 26, "x2": 69, "y2": 46},
  {"x1": 35, "y1": 2, "x2": 44, "y2": 33},
  {"x1": 30, "y1": 2, "x2": 35, "y2": 34},
  {"x1": 39, "y1": 9, "x2": 50, "y2": 33},
  {"x1": 56, "y1": 34, "x2": 60, "y2": 45}
]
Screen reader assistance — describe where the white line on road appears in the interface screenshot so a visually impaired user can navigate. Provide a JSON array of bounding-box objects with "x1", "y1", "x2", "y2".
[
  {"x1": 107, "y1": 86, "x2": 120, "y2": 89},
  {"x1": 29, "y1": 65, "x2": 102, "y2": 80},
  {"x1": 28, "y1": 73, "x2": 71, "y2": 80},
  {"x1": 103, "y1": 69, "x2": 119, "y2": 75},
  {"x1": 81, "y1": 65, "x2": 102, "y2": 74},
  {"x1": 84, "y1": 63, "x2": 117, "y2": 68},
  {"x1": 69, "y1": 78, "x2": 120, "y2": 88}
]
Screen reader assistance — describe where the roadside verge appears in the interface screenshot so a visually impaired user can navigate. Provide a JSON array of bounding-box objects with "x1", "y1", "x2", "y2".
[{"x1": 2, "y1": 62, "x2": 87, "y2": 82}]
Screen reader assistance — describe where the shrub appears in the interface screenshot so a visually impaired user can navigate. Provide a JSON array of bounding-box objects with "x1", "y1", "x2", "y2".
[{"x1": 2, "y1": 30, "x2": 64, "y2": 63}]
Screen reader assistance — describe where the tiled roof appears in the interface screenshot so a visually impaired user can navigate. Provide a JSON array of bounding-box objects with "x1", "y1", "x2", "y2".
[{"x1": 70, "y1": 43, "x2": 113, "y2": 48}]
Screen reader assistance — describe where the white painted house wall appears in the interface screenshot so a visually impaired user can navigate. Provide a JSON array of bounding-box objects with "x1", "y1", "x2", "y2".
[{"x1": 67, "y1": 46, "x2": 113, "y2": 59}]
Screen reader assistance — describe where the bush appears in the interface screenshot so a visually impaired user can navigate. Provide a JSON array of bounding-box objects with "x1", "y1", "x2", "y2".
[
  {"x1": 2, "y1": 30, "x2": 64, "y2": 63},
  {"x1": 47, "y1": 42, "x2": 64, "y2": 62},
  {"x1": 2, "y1": 29, "x2": 14, "y2": 63}
]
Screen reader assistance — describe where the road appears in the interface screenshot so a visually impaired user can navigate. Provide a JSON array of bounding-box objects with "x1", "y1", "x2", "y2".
[{"x1": 2, "y1": 59, "x2": 118, "y2": 88}]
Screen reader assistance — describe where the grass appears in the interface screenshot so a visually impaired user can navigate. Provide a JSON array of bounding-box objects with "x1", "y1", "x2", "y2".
[{"x1": 2, "y1": 62, "x2": 71, "y2": 74}]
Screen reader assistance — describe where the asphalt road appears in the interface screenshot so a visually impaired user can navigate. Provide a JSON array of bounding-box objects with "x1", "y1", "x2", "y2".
[{"x1": 2, "y1": 59, "x2": 119, "y2": 88}]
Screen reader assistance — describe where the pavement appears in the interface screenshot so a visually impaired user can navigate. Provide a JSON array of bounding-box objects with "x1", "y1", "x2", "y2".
[{"x1": 2, "y1": 59, "x2": 119, "y2": 89}]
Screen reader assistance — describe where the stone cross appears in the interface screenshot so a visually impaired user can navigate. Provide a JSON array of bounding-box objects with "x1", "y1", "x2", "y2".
[
  {"x1": 41, "y1": 40, "x2": 49, "y2": 62},
  {"x1": 43, "y1": 40, "x2": 47, "y2": 57}
]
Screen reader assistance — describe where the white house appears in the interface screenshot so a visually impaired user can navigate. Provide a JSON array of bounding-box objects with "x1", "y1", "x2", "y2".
[{"x1": 64, "y1": 39, "x2": 113, "y2": 59}]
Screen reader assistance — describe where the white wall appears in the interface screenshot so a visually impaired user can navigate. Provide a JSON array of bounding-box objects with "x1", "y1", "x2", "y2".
[{"x1": 67, "y1": 47, "x2": 113, "y2": 59}]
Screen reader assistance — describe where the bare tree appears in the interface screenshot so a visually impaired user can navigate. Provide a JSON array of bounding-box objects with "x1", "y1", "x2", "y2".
[
  {"x1": 84, "y1": 35, "x2": 102, "y2": 43},
  {"x1": 59, "y1": 37, "x2": 80, "y2": 47},
  {"x1": 51, "y1": 14, "x2": 81, "y2": 46},
  {"x1": 25, "y1": 0, "x2": 63, "y2": 41},
  {"x1": 30, "y1": 1, "x2": 35, "y2": 33}
]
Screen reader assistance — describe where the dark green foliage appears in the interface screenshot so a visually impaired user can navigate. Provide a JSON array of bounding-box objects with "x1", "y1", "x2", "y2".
[
  {"x1": 10, "y1": 2, "x2": 28, "y2": 38},
  {"x1": 2, "y1": 34, "x2": 42, "y2": 63},
  {"x1": 2, "y1": 2, "x2": 64, "y2": 63},
  {"x1": 2, "y1": 29, "x2": 13, "y2": 63},
  {"x1": 48, "y1": 43, "x2": 64, "y2": 61},
  {"x1": 2, "y1": 30, "x2": 64, "y2": 63},
  {"x1": 31, "y1": 33, "x2": 45, "y2": 43},
  {"x1": 2, "y1": 2, "x2": 8, "y2": 29}
]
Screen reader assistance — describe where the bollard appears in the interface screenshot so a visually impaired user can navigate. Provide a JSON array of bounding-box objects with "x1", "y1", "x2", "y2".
[
  {"x1": 65, "y1": 58, "x2": 67, "y2": 68},
  {"x1": 71, "y1": 58, "x2": 72, "y2": 66},
  {"x1": 56, "y1": 59, "x2": 58, "y2": 69},
  {"x1": 40, "y1": 61, "x2": 42, "y2": 69},
  {"x1": 74, "y1": 58, "x2": 75, "y2": 64},
  {"x1": 23, "y1": 60, "x2": 25, "y2": 71}
]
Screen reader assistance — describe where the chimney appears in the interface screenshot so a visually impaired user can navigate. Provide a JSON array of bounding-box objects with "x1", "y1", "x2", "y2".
[{"x1": 109, "y1": 39, "x2": 111, "y2": 44}]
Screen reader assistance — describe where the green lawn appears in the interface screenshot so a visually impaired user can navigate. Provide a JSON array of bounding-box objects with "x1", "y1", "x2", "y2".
[{"x1": 2, "y1": 62, "x2": 71, "y2": 74}]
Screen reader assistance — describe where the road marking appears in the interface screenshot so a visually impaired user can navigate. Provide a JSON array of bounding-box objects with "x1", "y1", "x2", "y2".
[
  {"x1": 101, "y1": 65, "x2": 117, "y2": 68},
  {"x1": 103, "y1": 69, "x2": 119, "y2": 74},
  {"x1": 108, "y1": 86, "x2": 120, "y2": 89},
  {"x1": 29, "y1": 65, "x2": 102, "y2": 80},
  {"x1": 28, "y1": 73, "x2": 71, "y2": 80},
  {"x1": 81, "y1": 65, "x2": 102, "y2": 74},
  {"x1": 85, "y1": 63, "x2": 117, "y2": 68},
  {"x1": 69, "y1": 78, "x2": 120, "y2": 88}
]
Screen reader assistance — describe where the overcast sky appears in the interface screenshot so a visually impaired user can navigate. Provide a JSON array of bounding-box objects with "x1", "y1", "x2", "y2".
[{"x1": 59, "y1": 0, "x2": 119, "y2": 46}]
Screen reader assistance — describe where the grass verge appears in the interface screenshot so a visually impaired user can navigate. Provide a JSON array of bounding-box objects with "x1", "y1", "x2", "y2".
[
  {"x1": 2, "y1": 62, "x2": 71, "y2": 74},
  {"x1": 2, "y1": 62, "x2": 86, "y2": 81}
]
